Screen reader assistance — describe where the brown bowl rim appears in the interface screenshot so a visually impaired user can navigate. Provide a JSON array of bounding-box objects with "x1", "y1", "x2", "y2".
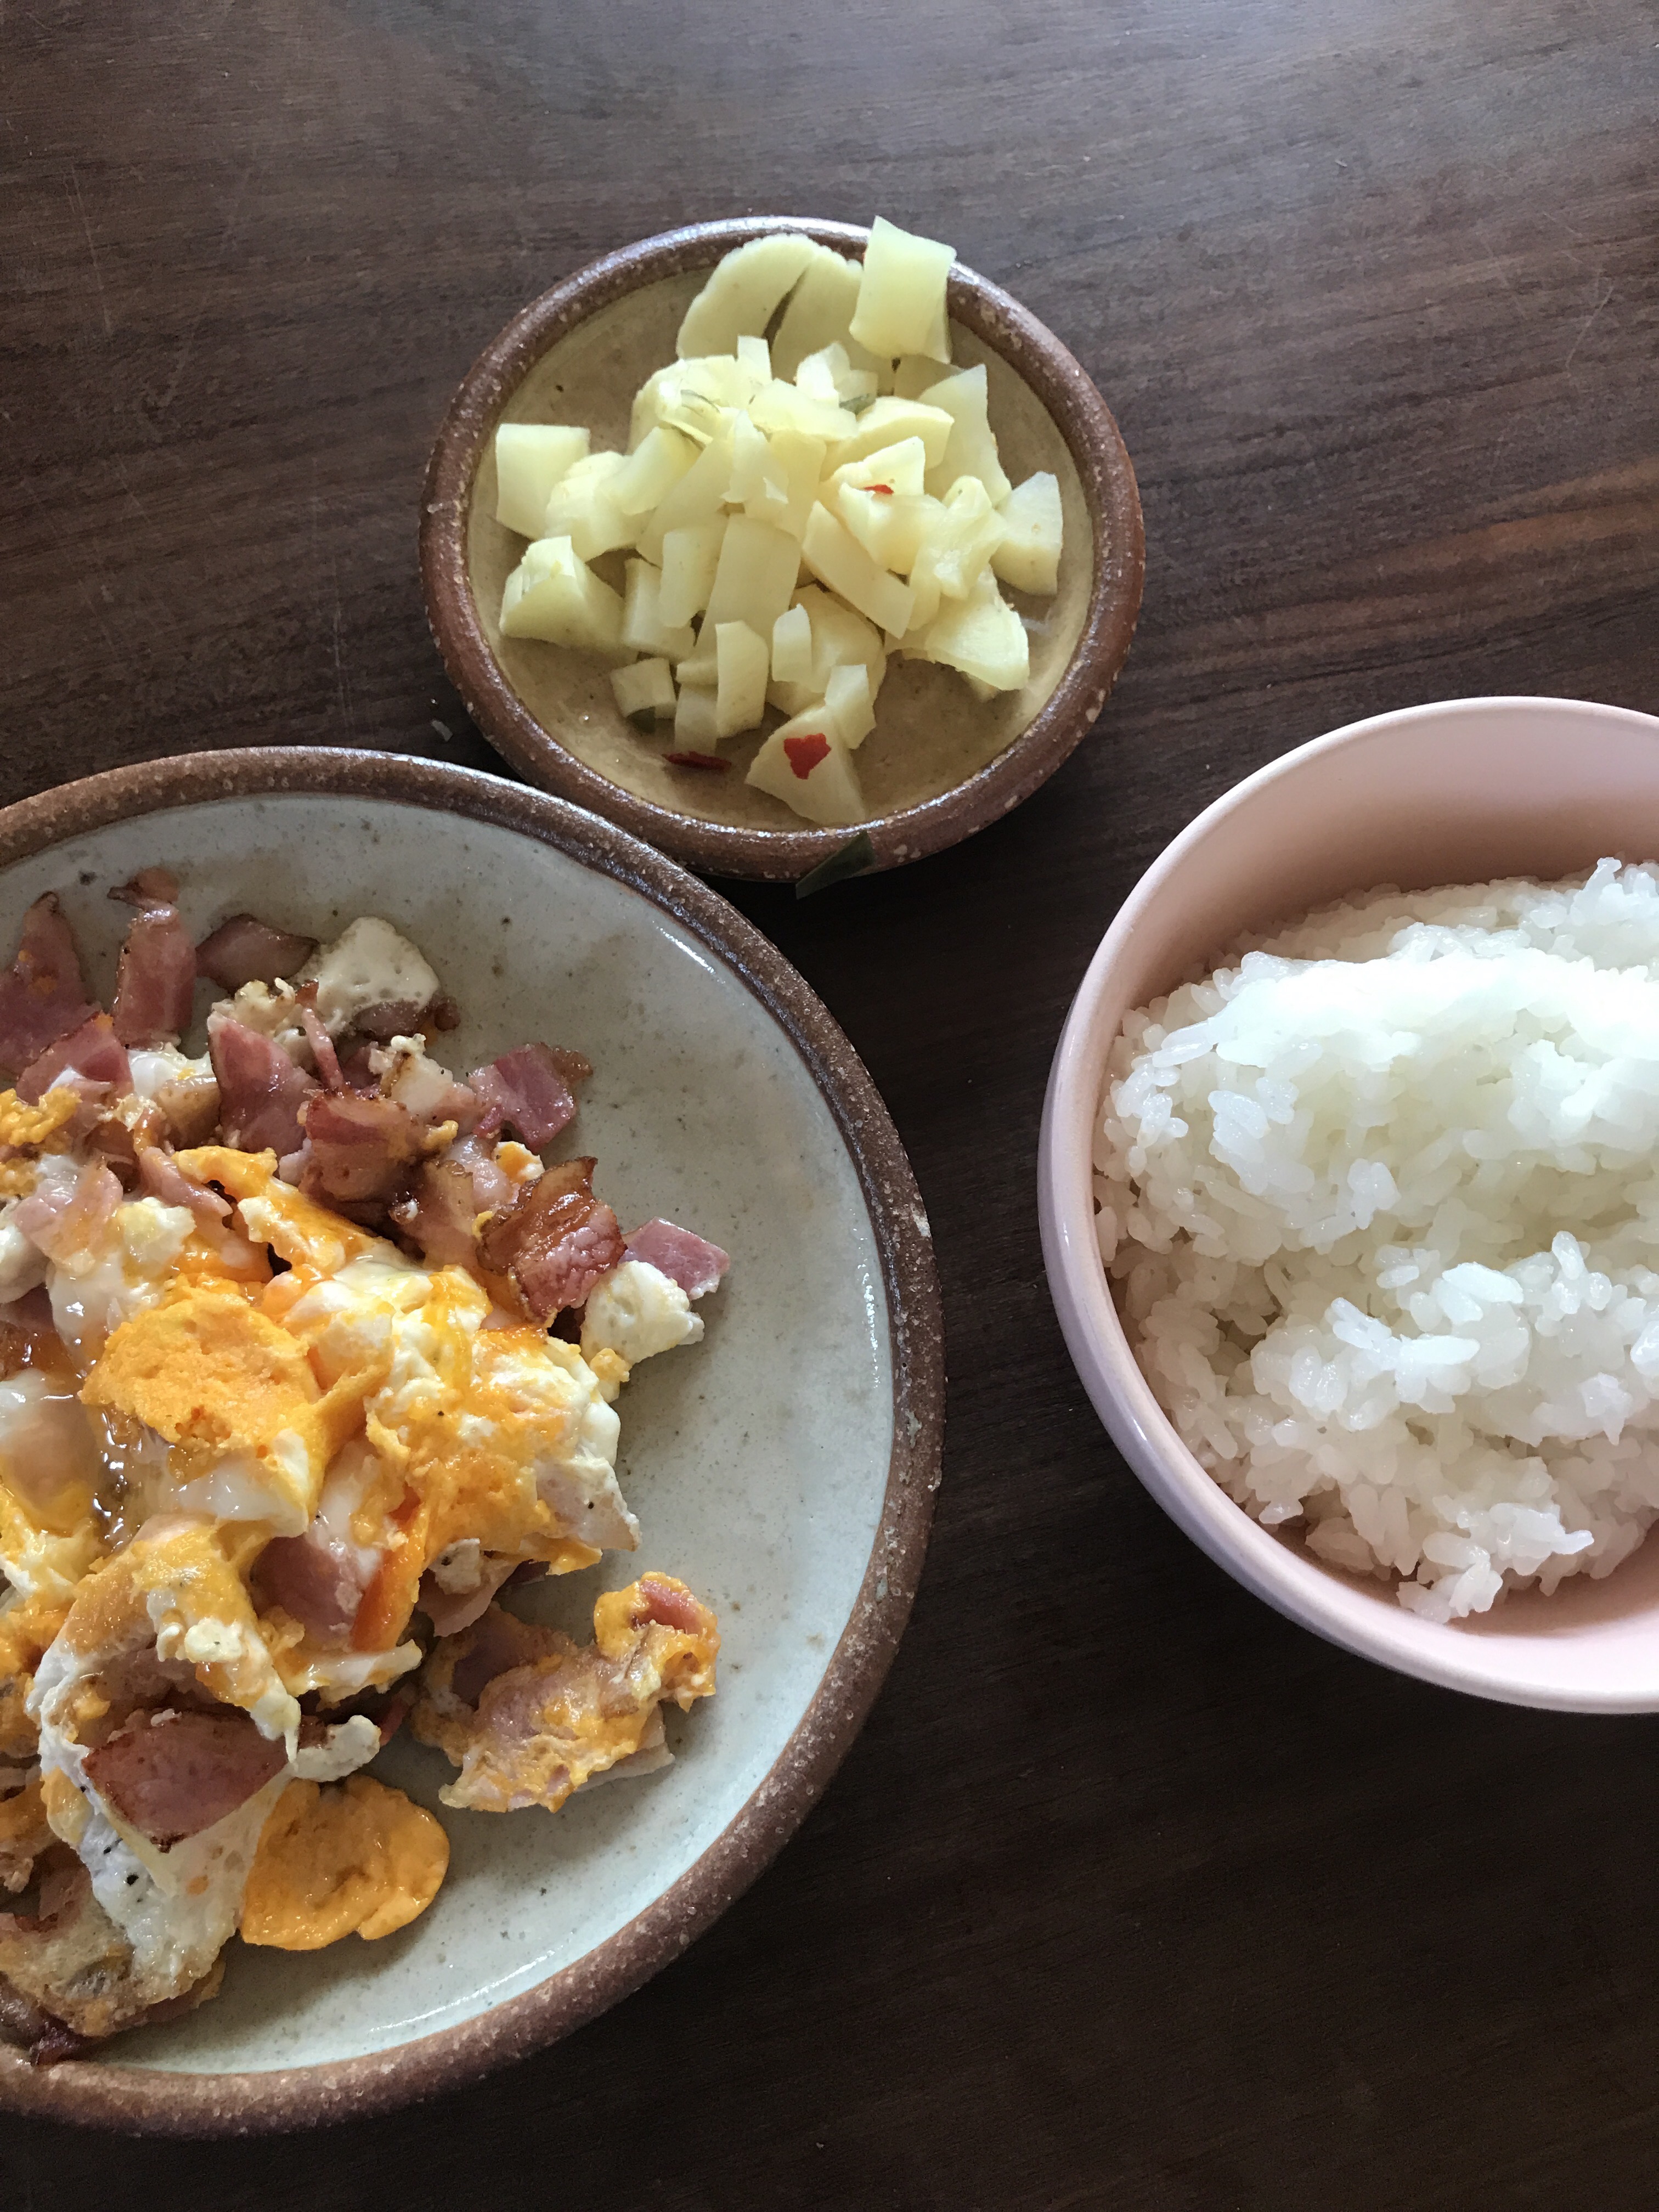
[
  {"x1": 420, "y1": 215, "x2": 1145, "y2": 881},
  {"x1": 0, "y1": 746, "x2": 944, "y2": 2134}
]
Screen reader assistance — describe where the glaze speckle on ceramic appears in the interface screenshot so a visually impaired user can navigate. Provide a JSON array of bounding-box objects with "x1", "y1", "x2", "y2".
[
  {"x1": 0, "y1": 751, "x2": 942, "y2": 2132},
  {"x1": 422, "y1": 217, "x2": 1145, "y2": 881}
]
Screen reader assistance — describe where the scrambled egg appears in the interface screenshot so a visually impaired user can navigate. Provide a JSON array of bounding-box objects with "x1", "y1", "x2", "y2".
[
  {"x1": 0, "y1": 1771, "x2": 50, "y2": 1893},
  {"x1": 29, "y1": 1515, "x2": 387, "y2": 2006},
  {"x1": 0, "y1": 1583, "x2": 66, "y2": 1894},
  {"x1": 82, "y1": 1282, "x2": 362, "y2": 1537},
  {"x1": 0, "y1": 1006, "x2": 718, "y2": 2041},
  {"x1": 0, "y1": 1087, "x2": 78, "y2": 1193},
  {"x1": 0, "y1": 1586, "x2": 69, "y2": 1760},
  {"x1": 0, "y1": 1303, "x2": 110, "y2": 1600},
  {"x1": 413, "y1": 1576, "x2": 719, "y2": 1815},
  {"x1": 580, "y1": 1260, "x2": 703, "y2": 1370},
  {"x1": 240, "y1": 1775, "x2": 449, "y2": 1949},
  {"x1": 42, "y1": 1514, "x2": 300, "y2": 1744},
  {"x1": 8, "y1": 1140, "x2": 656, "y2": 1997},
  {"x1": 69, "y1": 1149, "x2": 633, "y2": 1615}
]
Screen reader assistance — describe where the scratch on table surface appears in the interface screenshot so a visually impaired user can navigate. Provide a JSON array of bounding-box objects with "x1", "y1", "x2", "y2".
[
  {"x1": 1564, "y1": 275, "x2": 1615, "y2": 375},
  {"x1": 112, "y1": 453, "x2": 152, "y2": 523},
  {"x1": 1542, "y1": 208, "x2": 1594, "y2": 252},
  {"x1": 18, "y1": 477, "x2": 118, "y2": 658},
  {"x1": 330, "y1": 550, "x2": 356, "y2": 740},
  {"x1": 151, "y1": 146, "x2": 262, "y2": 419},
  {"x1": 67, "y1": 160, "x2": 112, "y2": 337},
  {"x1": 1472, "y1": 224, "x2": 1522, "y2": 314}
]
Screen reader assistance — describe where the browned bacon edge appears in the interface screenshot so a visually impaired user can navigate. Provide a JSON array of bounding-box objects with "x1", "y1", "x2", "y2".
[
  {"x1": 0, "y1": 895, "x2": 95, "y2": 1077},
  {"x1": 623, "y1": 1218, "x2": 730, "y2": 1300},
  {"x1": 194, "y1": 912, "x2": 317, "y2": 993},
  {"x1": 81, "y1": 1709, "x2": 287, "y2": 1850},
  {"x1": 469, "y1": 1042, "x2": 590, "y2": 1149},
  {"x1": 17, "y1": 1013, "x2": 131, "y2": 1104},
  {"x1": 110, "y1": 877, "x2": 196, "y2": 1049},
  {"x1": 476, "y1": 1156, "x2": 624, "y2": 1321},
  {"x1": 206, "y1": 1015, "x2": 318, "y2": 1157}
]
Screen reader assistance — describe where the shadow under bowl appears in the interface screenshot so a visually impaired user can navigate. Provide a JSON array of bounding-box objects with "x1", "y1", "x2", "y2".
[{"x1": 421, "y1": 216, "x2": 1144, "y2": 881}]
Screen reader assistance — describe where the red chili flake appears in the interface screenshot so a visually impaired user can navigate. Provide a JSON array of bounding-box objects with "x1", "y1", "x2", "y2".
[
  {"x1": 784, "y1": 732, "x2": 831, "y2": 780},
  {"x1": 867, "y1": 484, "x2": 894, "y2": 496},
  {"x1": 663, "y1": 751, "x2": 730, "y2": 772}
]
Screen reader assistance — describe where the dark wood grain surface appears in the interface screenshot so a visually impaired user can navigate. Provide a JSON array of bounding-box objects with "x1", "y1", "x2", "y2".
[{"x1": 3, "y1": 0, "x2": 1657, "y2": 2201}]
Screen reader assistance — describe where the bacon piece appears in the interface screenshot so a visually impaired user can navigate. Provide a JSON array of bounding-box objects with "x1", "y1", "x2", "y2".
[
  {"x1": 82, "y1": 1709, "x2": 286, "y2": 1849},
  {"x1": 151, "y1": 1066, "x2": 221, "y2": 1147},
  {"x1": 445, "y1": 1602, "x2": 538, "y2": 1710},
  {"x1": 298, "y1": 1092, "x2": 423, "y2": 1211},
  {"x1": 476, "y1": 1155, "x2": 623, "y2": 1319},
  {"x1": 84, "y1": 1112, "x2": 151, "y2": 1191},
  {"x1": 374, "y1": 1689, "x2": 415, "y2": 1748},
  {"x1": 138, "y1": 1147, "x2": 230, "y2": 1220},
  {"x1": 390, "y1": 1136, "x2": 516, "y2": 1266},
  {"x1": 456, "y1": 1133, "x2": 516, "y2": 1214},
  {"x1": 256, "y1": 1529, "x2": 377, "y2": 1651},
  {"x1": 0, "y1": 896, "x2": 96, "y2": 1077},
  {"x1": 0, "y1": 1858, "x2": 127, "y2": 2044},
  {"x1": 109, "y1": 881, "x2": 196, "y2": 1050},
  {"x1": 13, "y1": 1286, "x2": 55, "y2": 1331},
  {"x1": 254, "y1": 1447, "x2": 386, "y2": 1651},
  {"x1": 390, "y1": 1160, "x2": 476, "y2": 1266},
  {"x1": 411, "y1": 1578, "x2": 718, "y2": 1815},
  {"x1": 349, "y1": 998, "x2": 431, "y2": 1045},
  {"x1": 623, "y1": 1218, "x2": 730, "y2": 1300},
  {"x1": 0, "y1": 1853, "x2": 226, "y2": 2050},
  {"x1": 207, "y1": 1014, "x2": 319, "y2": 1156},
  {"x1": 370, "y1": 1037, "x2": 479, "y2": 1128},
  {"x1": 634, "y1": 1573, "x2": 709, "y2": 1633},
  {"x1": 25, "y1": 2012, "x2": 95, "y2": 2066},
  {"x1": 110, "y1": 867, "x2": 179, "y2": 907},
  {"x1": 14, "y1": 1162, "x2": 122, "y2": 1265},
  {"x1": 194, "y1": 913, "x2": 317, "y2": 993},
  {"x1": 299, "y1": 1005, "x2": 343, "y2": 1091},
  {"x1": 2, "y1": 1957, "x2": 225, "y2": 2064},
  {"x1": 112, "y1": 912, "x2": 196, "y2": 1048},
  {"x1": 417, "y1": 1554, "x2": 522, "y2": 1640},
  {"x1": 16, "y1": 1012, "x2": 131, "y2": 1105},
  {"x1": 469, "y1": 1042, "x2": 590, "y2": 1148},
  {"x1": 0, "y1": 1973, "x2": 57, "y2": 2056},
  {"x1": 328, "y1": 1040, "x2": 374, "y2": 1092},
  {"x1": 137, "y1": 1147, "x2": 265, "y2": 1277}
]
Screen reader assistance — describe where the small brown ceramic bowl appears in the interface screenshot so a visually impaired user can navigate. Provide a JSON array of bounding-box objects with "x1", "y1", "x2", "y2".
[{"x1": 421, "y1": 216, "x2": 1144, "y2": 881}]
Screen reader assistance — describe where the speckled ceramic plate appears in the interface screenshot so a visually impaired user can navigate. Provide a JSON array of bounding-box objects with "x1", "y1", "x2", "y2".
[
  {"x1": 422, "y1": 216, "x2": 1144, "y2": 880},
  {"x1": 0, "y1": 749, "x2": 942, "y2": 2134}
]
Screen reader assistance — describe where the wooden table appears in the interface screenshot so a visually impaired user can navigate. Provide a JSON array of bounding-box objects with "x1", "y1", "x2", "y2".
[{"x1": 3, "y1": 1, "x2": 1656, "y2": 2200}]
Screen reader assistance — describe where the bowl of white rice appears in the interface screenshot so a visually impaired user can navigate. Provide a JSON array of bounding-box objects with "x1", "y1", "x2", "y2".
[{"x1": 1040, "y1": 695, "x2": 1659, "y2": 1709}]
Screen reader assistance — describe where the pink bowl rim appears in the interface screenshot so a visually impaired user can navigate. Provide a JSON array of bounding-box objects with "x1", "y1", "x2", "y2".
[{"x1": 1039, "y1": 693, "x2": 1659, "y2": 1712}]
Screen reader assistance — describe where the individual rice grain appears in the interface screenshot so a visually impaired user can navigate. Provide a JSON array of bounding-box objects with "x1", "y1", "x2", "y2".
[{"x1": 1096, "y1": 859, "x2": 1659, "y2": 1621}]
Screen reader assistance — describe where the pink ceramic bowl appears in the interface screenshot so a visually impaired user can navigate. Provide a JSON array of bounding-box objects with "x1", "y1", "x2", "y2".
[{"x1": 1040, "y1": 695, "x2": 1659, "y2": 1711}]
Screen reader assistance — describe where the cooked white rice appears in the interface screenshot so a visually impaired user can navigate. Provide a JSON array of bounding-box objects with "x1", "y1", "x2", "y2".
[{"x1": 1095, "y1": 859, "x2": 1659, "y2": 1622}]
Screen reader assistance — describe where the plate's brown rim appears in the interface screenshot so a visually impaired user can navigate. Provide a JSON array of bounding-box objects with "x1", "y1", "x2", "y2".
[
  {"x1": 0, "y1": 747, "x2": 944, "y2": 2135},
  {"x1": 420, "y1": 213, "x2": 1145, "y2": 882}
]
